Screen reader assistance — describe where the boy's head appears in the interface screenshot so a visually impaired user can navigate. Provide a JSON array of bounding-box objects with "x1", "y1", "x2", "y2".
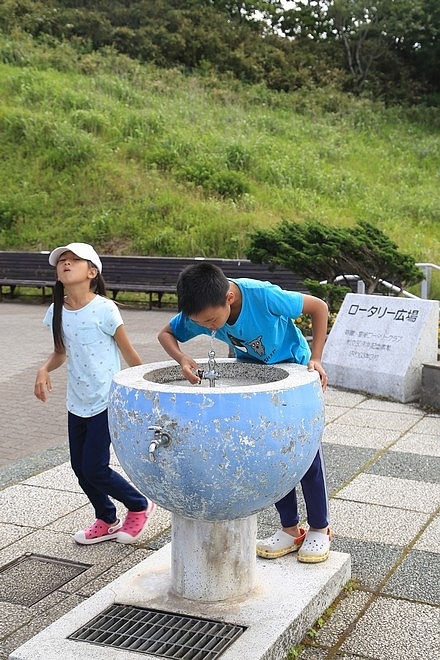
[{"x1": 177, "y1": 262, "x2": 230, "y2": 317}]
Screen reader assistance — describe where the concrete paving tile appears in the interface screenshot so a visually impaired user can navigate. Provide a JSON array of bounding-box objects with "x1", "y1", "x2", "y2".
[
  {"x1": 356, "y1": 399, "x2": 423, "y2": 415},
  {"x1": 323, "y1": 423, "x2": 401, "y2": 450},
  {"x1": 331, "y1": 408, "x2": 422, "y2": 432},
  {"x1": 23, "y1": 455, "x2": 140, "y2": 494},
  {"x1": 390, "y1": 432, "x2": 440, "y2": 457},
  {"x1": 1, "y1": 593, "x2": 85, "y2": 660},
  {"x1": 299, "y1": 650, "x2": 368, "y2": 660},
  {"x1": 22, "y1": 462, "x2": 81, "y2": 492},
  {"x1": 147, "y1": 527, "x2": 172, "y2": 550},
  {"x1": 298, "y1": 648, "x2": 330, "y2": 659},
  {"x1": 313, "y1": 589, "x2": 371, "y2": 646},
  {"x1": 367, "y1": 451, "x2": 440, "y2": 485},
  {"x1": 29, "y1": 588, "x2": 84, "y2": 616},
  {"x1": 0, "y1": 484, "x2": 86, "y2": 526},
  {"x1": 414, "y1": 515, "x2": 440, "y2": 553},
  {"x1": 0, "y1": 374, "x2": 67, "y2": 470},
  {"x1": 382, "y1": 550, "x2": 440, "y2": 605},
  {"x1": 0, "y1": 523, "x2": 33, "y2": 550},
  {"x1": 340, "y1": 596, "x2": 440, "y2": 659},
  {"x1": 324, "y1": 389, "x2": 367, "y2": 407},
  {"x1": 410, "y1": 415, "x2": 440, "y2": 436},
  {"x1": 0, "y1": 528, "x2": 131, "y2": 569},
  {"x1": 329, "y1": 500, "x2": 429, "y2": 546},
  {"x1": 0, "y1": 602, "x2": 31, "y2": 638},
  {"x1": 324, "y1": 405, "x2": 352, "y2": 423},
  {"x1": 71, "y1": 548, "x2": 152, "y2": 598},
  {"x1": 335, "y1": 473, "x2": 440, "y2": 512},
  {"x1": 331, "y1": 538, "x2": 402, "y2": 589},
  {"x1": 0, "y1": 445, "x2": 69, "y2": 490},
  {"x1": 44, "y1": 503, "x2": 93, "y2": 534},
  {"x1": 322, "y1": 444, "x2": 376, "y2": 494},
  {"x1": 59, "y1": 547, "x2": 148, "y2": 596},
  {"x1": 40, "y1": 550, "x2": 143, "y2": 598}
]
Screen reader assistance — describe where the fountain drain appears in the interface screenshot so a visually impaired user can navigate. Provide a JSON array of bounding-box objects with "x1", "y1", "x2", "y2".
[{"x1": 68, "y1": 604, "x2": 246, "y2": 658}]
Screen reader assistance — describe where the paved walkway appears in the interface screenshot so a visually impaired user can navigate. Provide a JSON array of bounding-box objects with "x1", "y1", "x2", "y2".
[{"x1": 0, "y1": 301, "x2": 439, "y2": 659}]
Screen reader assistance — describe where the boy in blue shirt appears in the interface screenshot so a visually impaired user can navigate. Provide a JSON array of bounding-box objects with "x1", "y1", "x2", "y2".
[{"x1": 158, "y1": 262, "x2": 332, "y2": 563}]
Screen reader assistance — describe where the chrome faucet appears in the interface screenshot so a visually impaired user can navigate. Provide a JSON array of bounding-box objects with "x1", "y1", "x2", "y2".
[
  {"x1": 147, "y1": 425, "x2": 172, "y2": 462},
  {"x1": 197, "y1": 349, "x2": 220, "y2": 387}
]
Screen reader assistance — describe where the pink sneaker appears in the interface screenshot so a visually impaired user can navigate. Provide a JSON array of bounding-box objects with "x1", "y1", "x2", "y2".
[
  {"x1": 116, "y1": 500, "x2": 156, "y2": 544},
  {"x1": 74, "y1": 519, "x2": 122, "y2": 545}
]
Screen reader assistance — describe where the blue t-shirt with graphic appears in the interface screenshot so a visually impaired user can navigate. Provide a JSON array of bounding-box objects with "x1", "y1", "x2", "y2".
[{"x1": 169, "y1": 278, "x2": 311, "y2": 365}]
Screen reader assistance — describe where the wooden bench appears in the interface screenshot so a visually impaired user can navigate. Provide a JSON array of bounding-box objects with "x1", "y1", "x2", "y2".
[
  {"x1": 0, "y1": 251, "x2": 308, "y2": 308},
  {"x1": 0, "y1": 251, "x2": 55, "y2": 302},
  {"x1": 101, "y1": 255, "x2": 309, "y2": 308}
]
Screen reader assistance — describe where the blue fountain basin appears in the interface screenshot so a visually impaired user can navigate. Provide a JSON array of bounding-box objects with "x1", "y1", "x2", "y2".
[{"x1": 109, "y1": 359, "x2": 324, "y2": 521}]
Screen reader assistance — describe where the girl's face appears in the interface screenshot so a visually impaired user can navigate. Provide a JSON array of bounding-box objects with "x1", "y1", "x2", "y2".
[{"x1": 56, "y1": 251, "x2": 97, "y2": 284}]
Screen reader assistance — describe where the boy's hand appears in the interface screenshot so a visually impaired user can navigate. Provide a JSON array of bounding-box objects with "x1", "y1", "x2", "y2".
[
  {"x1": 307, "y1": 359, "x2": 328, "y2": 391},
  {"x1": 180, "y1": 357, "x2": 203, "y2": 384},
  {"x1": 34, "y1": 368, "x2": 52, "y2": 402}
]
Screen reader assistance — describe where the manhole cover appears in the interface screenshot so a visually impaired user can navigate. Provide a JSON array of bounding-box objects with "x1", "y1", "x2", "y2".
[
  {"x1": 69, "y1": 604, "x2": 246, "y2": 658},
  {"x1": 0, "y1": 553, "x2": 90, "y2": 606}
]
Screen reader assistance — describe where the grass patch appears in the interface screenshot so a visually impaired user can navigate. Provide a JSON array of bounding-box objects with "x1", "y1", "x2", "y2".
[{"x1": 0, "y1": 37, "x2": 439, "y2": 296}]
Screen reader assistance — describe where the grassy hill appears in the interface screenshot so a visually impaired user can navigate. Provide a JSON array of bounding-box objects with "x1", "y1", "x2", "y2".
[{"x1": 0, "y1": 38, "x2": 439, "y2": 295}]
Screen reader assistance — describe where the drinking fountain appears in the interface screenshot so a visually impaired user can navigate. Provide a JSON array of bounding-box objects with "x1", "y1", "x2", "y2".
[{"x1": 108, "y1": 357, "x2": 325, "y2": 602}]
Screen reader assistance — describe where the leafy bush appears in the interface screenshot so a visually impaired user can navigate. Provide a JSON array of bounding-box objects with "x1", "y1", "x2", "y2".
[
  {"x1": 225, "y1": 143, "x2": 252, "y2": 171},
  {"x1": 247, "y1": 219, "x2": 424, "y2": 309},
  {"x1": 208, "y1": 170, "x2": 249, "y2": 199}
]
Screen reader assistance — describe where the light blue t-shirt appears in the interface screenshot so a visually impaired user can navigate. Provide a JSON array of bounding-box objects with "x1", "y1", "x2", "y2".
[
  {"x1": 44, "y1": 295, "x2": 123, "y2": 417},
  {"x1": 170, "y1": 278, "x2": 311, "y2": 365}
]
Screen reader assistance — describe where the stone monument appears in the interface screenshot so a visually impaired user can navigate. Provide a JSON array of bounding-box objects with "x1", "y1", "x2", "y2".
[{"x1": 322, "y1": 293, "x2": 439, "y2": 402}]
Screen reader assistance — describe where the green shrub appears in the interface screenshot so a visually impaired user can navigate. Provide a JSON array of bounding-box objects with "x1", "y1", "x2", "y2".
[
  {"x1": 225, "y1": 144, "x2": 252, "y2": 171},
  {"x1": 42, "y1": 123, "x2": 96, "y2": 169},
  {"x1": 208, "y1": 170, "x2": 249, "y2": 199}
]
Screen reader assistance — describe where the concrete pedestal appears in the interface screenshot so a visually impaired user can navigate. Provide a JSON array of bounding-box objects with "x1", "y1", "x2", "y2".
[
  {"x1": 10, "y1": 544, "x2": 351, "y2": 660},
  {"x1": 171, "y1": 513, "x2": 257, "y2": 601}
]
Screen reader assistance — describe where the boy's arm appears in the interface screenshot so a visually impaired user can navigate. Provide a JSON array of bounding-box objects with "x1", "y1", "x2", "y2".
[
  {"x1": 301, "y1": 295, "x2": 329, "y2": 390},
  {"x1": 34, "y1": 349, "x2": 66, "y2": 402},
  {"x1": 158, "y1": 323, "x2": 202, "y2": 384},
  {"x1": 114, "y1": 324, "x2": 143, "y2": 367}
]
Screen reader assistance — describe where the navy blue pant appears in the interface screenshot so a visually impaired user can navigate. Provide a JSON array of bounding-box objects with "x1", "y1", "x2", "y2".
[
  {"x1": 68, "y1": 409, "x2": 148, "y2": 524},
  {"x1": 275, "y1": 446, "x2": 329, "y2": 530}
]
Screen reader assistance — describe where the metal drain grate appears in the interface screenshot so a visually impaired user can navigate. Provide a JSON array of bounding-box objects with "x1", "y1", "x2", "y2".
[
  {"x1": 0, "y1": 553, "x2": 90, "y2": 606},
  {"x1": 68, "y1": 604, "x2": 246, "y2": 658}
]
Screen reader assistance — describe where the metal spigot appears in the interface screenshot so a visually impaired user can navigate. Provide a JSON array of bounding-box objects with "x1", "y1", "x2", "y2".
[
  {"x1": 148, "y1": 425, "x2": 172, "y2": 462},
  {"x1": 200, "y1": 349, "x2": 220, "y2": 387},
  {"x1": 201, "y1": 368, "x2": 220, "y2": 387}
]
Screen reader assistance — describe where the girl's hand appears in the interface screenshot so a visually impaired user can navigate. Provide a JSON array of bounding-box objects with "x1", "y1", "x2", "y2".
[{"x1": 34, "y1": 369, "x2": 52, "y2": 402}]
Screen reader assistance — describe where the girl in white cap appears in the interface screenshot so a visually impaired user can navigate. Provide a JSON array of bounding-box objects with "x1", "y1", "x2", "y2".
[{"x1": 34, "y1": 242, "x2": 155, "y2": 545}]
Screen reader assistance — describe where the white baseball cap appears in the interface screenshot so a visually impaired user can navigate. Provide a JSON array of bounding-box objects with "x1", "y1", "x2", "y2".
[{"x1": 48, "y1": 242, "x2": 102, "y2": 273}]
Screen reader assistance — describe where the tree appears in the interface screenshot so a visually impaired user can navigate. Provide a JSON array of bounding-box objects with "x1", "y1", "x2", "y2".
[
  {"x1": 328, "y1": 0, "x2": 428, "y2": 90},
  {"x1": 277, "y1": 1, "x2": 440, "y2": 95},
  {"x1": 247, "y1": 220, "x2": 424, "y2": 308}
]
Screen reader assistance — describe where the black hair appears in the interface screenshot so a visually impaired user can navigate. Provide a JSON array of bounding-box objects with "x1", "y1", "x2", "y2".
[
  {"x1": 52, "y1": 262, "x2": 107, "y2": 352},
  {"x1": 176, "y1": 262, "x2": 230, "y2": 316}
]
